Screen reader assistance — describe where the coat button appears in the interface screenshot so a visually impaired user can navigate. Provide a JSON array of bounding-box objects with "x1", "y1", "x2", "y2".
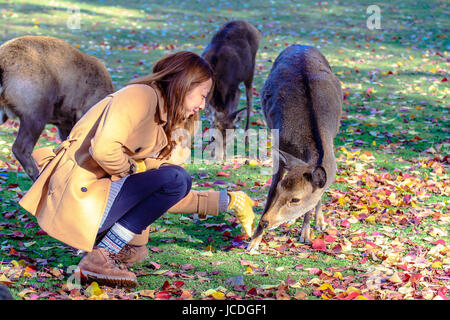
[{"x1": 81, "y1": 187, "x2": 88, "y2": 192}]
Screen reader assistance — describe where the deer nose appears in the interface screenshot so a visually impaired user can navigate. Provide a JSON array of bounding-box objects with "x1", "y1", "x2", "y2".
[{"x1": 261, "y1": 221, "x2": 269, "y2": 229}]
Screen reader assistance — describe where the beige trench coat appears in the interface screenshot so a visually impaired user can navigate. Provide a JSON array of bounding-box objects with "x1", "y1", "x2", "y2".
[{"x1": 19, "y1": 84, "x2": 219, "y2": 252}]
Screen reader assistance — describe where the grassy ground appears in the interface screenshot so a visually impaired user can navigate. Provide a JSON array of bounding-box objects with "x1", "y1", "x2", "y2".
[{"x1": 0, "y1": 0, "x2": 448, "y2": 300}]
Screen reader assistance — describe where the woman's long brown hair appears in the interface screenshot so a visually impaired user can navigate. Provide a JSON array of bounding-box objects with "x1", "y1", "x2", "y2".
[{"x1": 127, "y1": 51, "x2": 214, "y2": 159}]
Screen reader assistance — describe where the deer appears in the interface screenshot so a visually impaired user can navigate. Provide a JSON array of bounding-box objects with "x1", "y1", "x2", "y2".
[
  {"x1": 201, "y1": 20, "x2": 261, "y2": 144},
  {"x1": 0, "y1": 35, "x2": 114, "y2": 181},
  {"x1": 247, "y1": 45, "x2": 343, "y2": 253}
]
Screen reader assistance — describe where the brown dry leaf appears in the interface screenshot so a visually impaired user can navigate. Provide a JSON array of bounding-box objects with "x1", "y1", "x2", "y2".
[
  {"x1": 178, "y1": 289, "x2": 194, "y2": 300},
  {"x1": 139, "y1": 290, "x2": 155, "y2": 298},
  {"x1": 294, "y1": 290, "x2": 308, "y2": 300},
  {"x1": 275, "y1": 285, "x2": 291, "y2": 300}
]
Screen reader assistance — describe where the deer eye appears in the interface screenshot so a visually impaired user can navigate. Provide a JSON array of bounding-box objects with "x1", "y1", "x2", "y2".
[{"x1": 290, "y1": 198, "x2": 301, "y2": 203}]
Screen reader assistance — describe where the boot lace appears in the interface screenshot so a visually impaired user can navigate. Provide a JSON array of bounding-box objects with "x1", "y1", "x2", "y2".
[{"x1": 99, "y1": 247, "x2": 128, "y2": 270}]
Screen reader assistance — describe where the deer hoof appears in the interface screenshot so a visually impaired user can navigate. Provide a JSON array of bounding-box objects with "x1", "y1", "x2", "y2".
[
  {"x1": 299, "y1": 235, "x2": 311, "y2": 245},
  {"x1": 314, "y1": 222, "x2": 328, "y2": 233}
]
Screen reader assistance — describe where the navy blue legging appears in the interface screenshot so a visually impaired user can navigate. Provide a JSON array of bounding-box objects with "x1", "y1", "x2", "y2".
[{"x1": 97, "y1": 165, "x2": 192, "y2": 235}]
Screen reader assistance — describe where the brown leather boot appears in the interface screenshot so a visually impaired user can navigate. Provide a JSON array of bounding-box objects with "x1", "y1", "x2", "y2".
[
  {"x1": 78, "y1": 247, "x2": 138, "y2": 288},
  {"x1": 116, "y1": 244, "x2": 149, "y2": 266}
]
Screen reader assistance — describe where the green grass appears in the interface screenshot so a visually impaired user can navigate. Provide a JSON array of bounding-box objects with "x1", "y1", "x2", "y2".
[{"x1": 0, "y1": 0, "x2": 448, "y2": 300}]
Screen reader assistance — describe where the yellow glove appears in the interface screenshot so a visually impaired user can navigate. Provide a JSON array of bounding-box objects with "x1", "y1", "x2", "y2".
[
  {"x1": 135, "y1": 159, "x2": 146, "y2": 173},
  {"x1": 227, "y1": 191, "x2": 256, "y2": 237}
]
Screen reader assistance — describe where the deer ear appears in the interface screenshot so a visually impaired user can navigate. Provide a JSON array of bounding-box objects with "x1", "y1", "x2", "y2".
[
  {"x1": 311, "y1": 166, "x2": 327, "y2": 188},
  {"x1": 274, "y1": 147, "x2": 308, "y2": 170}
]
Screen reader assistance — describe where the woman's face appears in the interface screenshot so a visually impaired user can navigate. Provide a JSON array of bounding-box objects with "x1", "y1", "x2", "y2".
[{"x1": 183, "y1": 78, "x2": 212, "y2": 118}]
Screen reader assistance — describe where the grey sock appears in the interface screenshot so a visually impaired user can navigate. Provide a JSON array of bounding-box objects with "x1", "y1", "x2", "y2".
[
  {"x1": 218, "y1": 190, "x2": 230, "y2": 212},
  {"x1": 97, "y1": 223, "x2": 135, "y2": 254}
]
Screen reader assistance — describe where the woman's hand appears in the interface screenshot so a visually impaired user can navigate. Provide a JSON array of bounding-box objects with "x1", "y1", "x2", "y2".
[{"x1": 227, "y1": 191, "x2": 256, "y2": 237}]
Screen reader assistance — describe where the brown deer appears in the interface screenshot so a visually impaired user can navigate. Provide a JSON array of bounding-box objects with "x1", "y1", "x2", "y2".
[
  {"x1": 201, "y1": 20, "x2": 261, "y2": 139},
  {"x1": 0, "y1": 35, "x2": 114, "y2": 181},
  {"x1": 247, "y1": 45, "x2": 342, "y2": 252}
]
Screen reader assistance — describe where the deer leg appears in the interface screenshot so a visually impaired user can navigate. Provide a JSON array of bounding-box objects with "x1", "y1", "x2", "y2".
[
  {"x1": 12, "y1": 115, "x2": 47, "y2": 181},
  {"x1": 313, "y1": 199, "x2": 327, "y2": 232},
  {"x1": 244, "y1": 79, "x2": 253, "y2": 132},
  {"x1": 56, "y1": 123, "x2": 72, "y2": 141},
  {"x1": 299, "y1": 210, "x2": 312, "y2": 244}
]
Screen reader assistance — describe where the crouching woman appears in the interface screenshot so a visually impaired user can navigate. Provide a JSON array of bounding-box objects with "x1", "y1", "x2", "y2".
[{"x1": 19, "y1": 51, "x2": 255, "y2": 288}]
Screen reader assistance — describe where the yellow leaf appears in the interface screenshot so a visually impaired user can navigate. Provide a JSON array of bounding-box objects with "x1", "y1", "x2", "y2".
[
  {"x1": 318, "y1": 283, "x2": 335, "y2": 293},
  {"x1": 150, "y1": 269, "x2": 169, "y2": 275},
  {"x1": 0, "y1": 274, "x2": 14, "y2": 286},
  {"x1": 429, "y1": 227, "x2": 447, "y2": 237},
  {"x1": 244, "y1": 266, "x2": 254, "y2": 275},
  {"x1": 341, "y1": 239, "x2": 352, "y2": 252},
  {"x1": 333, "y1": 272, "x2": 343, "y2": 280},
  {"x1": 201, "y1": 288, "x2": 227, "y2": 299},
  {"x1": 85, "y1": 282, "x2": 103, "y2": 297},
  {"x1": 260, "y1": 284, "x2": 278, "y2": 290},
  {"x1": 18, "y1": 288, "x2": 36, "y2": 298},
  {"x1": 200, "y1": 251, "x2": 213, "y2": 257},
  {"x1": 348, "y1": 216, "x2": 359, "y2": 224},
  {"x1": 359, "y1": 151, "x2": 375, "y2": 161},
  {"x1": 211, "y1": 291, "x2": 225, "y2": 300},
  {"x1": 388, "y1": 272, "x2": 402, "y2": 284},
  {"x1": 365, "y1": 215, "x2": 376, "y2": 224},
  {"x1": 346, "y1": 287, "x2": 360, "y2": 294},
  {"x1": 308, "y1": 278, "x2": 321, "y2": 285},
  {"x1": 201, "y1": 289, "x2": 216, "y2": 298},
  {"x1": 346, "y1": 150, "x2": 360, "y2": 159},
  {"x1": 354, "y1": 295, "x2": 368, "y2": 300},
  {"x1": 431, "y1": 261, "x2": 442, "y2": 269},
  {"x1": 388, "y1": 193, "x2": 397, "y2": 203}
]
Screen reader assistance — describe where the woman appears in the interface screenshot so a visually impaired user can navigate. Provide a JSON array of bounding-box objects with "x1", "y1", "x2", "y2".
[{"x1": 19, "y1": 51, "x2": 256, "y2": 288}]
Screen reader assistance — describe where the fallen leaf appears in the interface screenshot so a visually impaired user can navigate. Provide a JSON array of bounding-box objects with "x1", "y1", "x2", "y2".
[
  {"x1": 155, "y1": 291, "x2": 171, "y2": 300},
  {"x1": 312, "y1": 239, "x2": 327, "y2": 251},
  {"x1": 294, "y1": 291, "x2": 308, "y2": 300},
  {"x1": 139, "y1": 290, "x2": 155, "y2": 298},
  {"x1": 275, "y1": 285, "x2": 290, "y2": 300},
  {"x1": 388, "y1": 272, "x2": 403, "y2": 284}
]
